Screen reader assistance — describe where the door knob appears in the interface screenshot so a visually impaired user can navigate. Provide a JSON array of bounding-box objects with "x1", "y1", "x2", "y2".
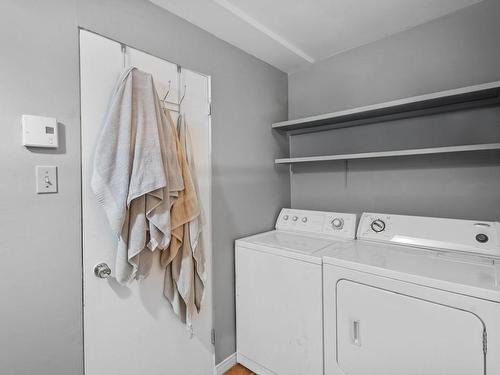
[{"x1": 94, "y1": 263, "x2": 111, "y2": 279}]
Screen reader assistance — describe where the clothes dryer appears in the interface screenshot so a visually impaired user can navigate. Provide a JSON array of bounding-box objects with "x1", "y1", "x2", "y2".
[{"x1": 323, "y1": 212, "x2": 500, "y2": 375}]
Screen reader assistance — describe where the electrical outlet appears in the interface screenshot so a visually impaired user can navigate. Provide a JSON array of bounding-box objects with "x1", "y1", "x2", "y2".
[{"x1": 36, "y1": 166, "x2": 58, "y2": 194}]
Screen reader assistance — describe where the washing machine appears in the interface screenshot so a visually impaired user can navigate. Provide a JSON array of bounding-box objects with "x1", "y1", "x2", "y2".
[
  {"x1": 322, "y1": 212, "x2": 500, "y2": 375},
  {"x1": 235, "y1": 208, "x2": 357, "y2": 375}
]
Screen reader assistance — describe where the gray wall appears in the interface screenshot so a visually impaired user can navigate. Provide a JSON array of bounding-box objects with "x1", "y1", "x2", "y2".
[
  {"x1": 0, "y1": 0, "x2": 288, "y2": 373},
  {"x1": 287, "y1": 0, "x2": 500, "y2": 221},
  {"x1": 0, "y1": 1, "x2": 83, "y2": 375}
]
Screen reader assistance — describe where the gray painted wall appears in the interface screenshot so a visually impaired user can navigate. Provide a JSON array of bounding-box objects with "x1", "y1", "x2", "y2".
[
  {"x1": 0, "y1": 1, "x2": 83, "y2": 374},
  {"x1": 287, "y1": 0, "x2": 500, "y2": 221},
  {"x1": 0, "y1": 0, "x2": 288, "y2": 373}
]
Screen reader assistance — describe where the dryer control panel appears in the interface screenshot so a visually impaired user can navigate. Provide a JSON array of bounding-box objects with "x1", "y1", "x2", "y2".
[
  {"x1": 276, "y1": 208, "x2": 356, "y2": 239},
  {"x1": 358, "y1": 212, "x2": 500, "y2": 258}
]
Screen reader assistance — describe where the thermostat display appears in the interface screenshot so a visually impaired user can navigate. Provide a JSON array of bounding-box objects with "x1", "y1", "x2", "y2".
[{"x1": 22, "y1": 115, "x2": 58, "y2": 148}]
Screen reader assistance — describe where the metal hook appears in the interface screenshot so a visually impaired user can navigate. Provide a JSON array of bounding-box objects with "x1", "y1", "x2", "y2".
[
  {"x1": 121, "y1": 44, "x2": 126, "y2": 68},
  {"x1": 162, "y1": 80, "x2": 172, "y2": 102},
  {"x1": 179, "y1": 84, "x2": 187, "y2": 105}
]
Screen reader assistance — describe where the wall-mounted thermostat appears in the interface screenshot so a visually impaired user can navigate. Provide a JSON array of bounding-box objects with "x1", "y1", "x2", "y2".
[{"x1": 22, "y1": 115, "x2": 58, "y2": 148}]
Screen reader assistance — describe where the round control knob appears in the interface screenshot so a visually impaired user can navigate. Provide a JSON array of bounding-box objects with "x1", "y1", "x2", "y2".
[
  {"x1": 283, "y1": 215, "x2": 289, "y2": 220},
  {"x1": 476, "y1": 233, "x2": 489, "y2": 243},
  {"x1": 292, "y1": 216, "x2": 298, "y2": 222},
  {"x1": 302, "y1": 217, "x2": 308, "y2": 223},
  {"x1": 331, "y1": 218, "x2": 344, "y2": 230},
  {"x1": 371, "y1": 219, "x2": 386, "y2": 233}
]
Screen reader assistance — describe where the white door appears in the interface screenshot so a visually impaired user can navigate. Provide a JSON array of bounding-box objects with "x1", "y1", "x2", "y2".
[
  {"x1": 235, "y1": 246, "x2": 323, "y2": 375},
  {"x1": 80, "y1": 30, "x2": 214, "y2": 375},
  {"x1": 336, "y1": 280, "x2": 485, "y2": 375}
]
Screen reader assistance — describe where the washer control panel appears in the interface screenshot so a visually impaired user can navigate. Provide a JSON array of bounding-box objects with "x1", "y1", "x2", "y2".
[
  {"x1": 358, "y1": 212, "x2": 500, "y2": 258},
  {"x1": 331, "y1": 218, "x2": 344, "y2": 230},
  {"x1": 276, "y1": 208, "x2": 356, "y2": 239},
  {"x1": 370, "y1": 219, "x2": 386, "y2": 233}
]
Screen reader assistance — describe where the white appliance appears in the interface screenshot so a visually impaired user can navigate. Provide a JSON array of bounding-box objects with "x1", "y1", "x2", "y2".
[
  {"x1": 235, "y1": 208, "x2": 357, "y2": 375},
  {"x1": 323, "y1": 212, "x2": 500, "y2": 375}
]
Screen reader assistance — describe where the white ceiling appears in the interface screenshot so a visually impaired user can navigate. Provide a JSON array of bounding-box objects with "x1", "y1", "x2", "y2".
[{"x1": 151, "y1": 0, "x2": 483, "y2": 73}]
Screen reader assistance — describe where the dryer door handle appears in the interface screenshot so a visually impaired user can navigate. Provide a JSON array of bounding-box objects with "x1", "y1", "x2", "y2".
[{"x1": 352, "y1": 320, "x2": 361, "y2": 346}]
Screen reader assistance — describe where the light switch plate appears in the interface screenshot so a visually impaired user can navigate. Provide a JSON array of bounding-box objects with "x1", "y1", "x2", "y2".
[{"x1": 36, "y1": 166, "x2": 58, "y2": 194}]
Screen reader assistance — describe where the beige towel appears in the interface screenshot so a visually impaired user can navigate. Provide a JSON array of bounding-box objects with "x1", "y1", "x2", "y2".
[
  {"x1": 160, "y1": 113, "x2": 201, "y2": 329},
  {"x1": 178, "y1": 115, "x2": 205, "y2": 312},
  {"x1": 92, "y1": 67, "x2": 183, "y2": 284},
  {"x1": 160, "y1": 113, "x2": 200, "y2": 266}
]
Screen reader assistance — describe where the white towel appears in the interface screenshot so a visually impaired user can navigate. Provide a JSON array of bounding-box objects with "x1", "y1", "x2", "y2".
[{"x1": 91, "y1": 67, "x2": 183, "y2": 284}]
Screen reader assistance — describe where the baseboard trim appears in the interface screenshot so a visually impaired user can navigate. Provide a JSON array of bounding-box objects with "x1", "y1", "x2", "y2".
[
  {"x1": 237, "y1": 353, "x2": 275, "y2": 375},
  {"x1": 215, "y1": 353, "x2": 237, "y2": 375}
]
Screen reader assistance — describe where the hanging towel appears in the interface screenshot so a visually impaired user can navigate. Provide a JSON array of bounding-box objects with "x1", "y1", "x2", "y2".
[
  {"x1": 178, "y1": 115, "x2": 206, "y2": 312},
  {"x1": 160, "y1": 113, "x2": 201, "y2": 330},
  {"x1": 91, "y1": 67, "x2": 183, "y2": 284}
]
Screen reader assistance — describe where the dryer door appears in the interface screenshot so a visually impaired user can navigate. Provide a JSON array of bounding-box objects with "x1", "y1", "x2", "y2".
[{"x1": 336, "y1": 280, "x2": 485, "y2": 375}]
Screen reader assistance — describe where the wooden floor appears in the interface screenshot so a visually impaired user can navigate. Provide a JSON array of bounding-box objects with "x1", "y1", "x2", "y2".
[{"x1": 224, "y1": 363, "x2": 255, "y2": 375}]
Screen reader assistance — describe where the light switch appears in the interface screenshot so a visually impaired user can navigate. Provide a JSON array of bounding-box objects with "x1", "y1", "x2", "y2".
[{"x1": 36, "y1": 166, "x2": 58, "y2": 194}]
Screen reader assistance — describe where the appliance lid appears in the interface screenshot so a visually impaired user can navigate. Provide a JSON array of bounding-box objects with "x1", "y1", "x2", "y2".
[
  {"x1": 240, "y1": 230, "x2": 338, "y2": 255},
  {"x1": 322, "y1": 240, "x2": 500, "y2": 300}
]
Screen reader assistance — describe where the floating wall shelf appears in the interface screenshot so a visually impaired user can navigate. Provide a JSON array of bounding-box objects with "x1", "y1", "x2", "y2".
[
  {"x1": 273, "y1": 81, "x2": 500, "y2": 133},
  {"x1": 275, "y1": 143, "x2": 500, "y2": 164}
]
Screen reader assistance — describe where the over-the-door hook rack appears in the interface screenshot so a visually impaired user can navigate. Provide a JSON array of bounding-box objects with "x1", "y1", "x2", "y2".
[
  {"x1": 160, "y1": 81, "x2": 184, "y2": 113},
  {"x1": 120, "y1": 43, "x2": 126, "y2": 68},
  {"x1": 162, "y1": 80, "x2": 172, "y2": 102},
  {"x1": 179, "y1": 84, "x2": 187, "y2": 105}
]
